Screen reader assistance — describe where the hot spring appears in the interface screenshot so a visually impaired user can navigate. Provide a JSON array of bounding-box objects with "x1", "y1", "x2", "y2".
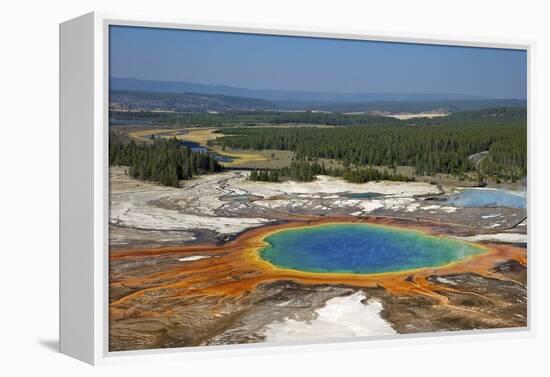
[
  {"x1": 259, "y1": 223, "x2": 486, "y2": 275},
  {"x1": 444, "y1": 188, "x2": 526, "y2": 209}
]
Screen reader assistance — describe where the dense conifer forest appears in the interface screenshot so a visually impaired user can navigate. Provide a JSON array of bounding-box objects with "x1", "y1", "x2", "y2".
[
  {"x1": 210, "y1": 117, "x2": 526, "y2": 181},
  {"x1": 110, "y1": 107, "x2": 527, "y2": 185},
  {"x1": 110, "y1": 109, "x2": 400, "y2": 127},
  {"x1": 110, "y1": 106, "x2": 525, "y2": 128},
  {"x1": 109, "y1": 133, "x2": 222, "y2": 187},
  {"x1": 249, "y1": 161, "x2": 414, "y2": 183}
]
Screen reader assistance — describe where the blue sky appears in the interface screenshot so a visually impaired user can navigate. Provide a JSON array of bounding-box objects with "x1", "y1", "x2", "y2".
[{"x1": 110, "y1": 26, "x2": 527, "y2": 99}]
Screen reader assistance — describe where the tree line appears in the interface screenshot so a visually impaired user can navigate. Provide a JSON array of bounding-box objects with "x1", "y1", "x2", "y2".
[
  {"x1": 248, "y1": 161, "x2": 414, "y2": 183},
  {"x1": 110, "y1": 106, "x2": 525, "y2": 128},
  {"x1": 109, "y1": 132, "x2": 223, "y2": 187},
  {"x1": 110, "y1": 109, "x2": 399, "y2": 127},
  {"x1": 248, "y1": 161, "x2": 322, "y2": 183},
  {"x1": 211, "y1": 119, "x2": 526, "y2": 181}
]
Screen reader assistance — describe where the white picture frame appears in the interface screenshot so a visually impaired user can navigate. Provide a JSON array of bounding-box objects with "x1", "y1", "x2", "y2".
[{"x1": 59, "y1": 11, "x2": 535, "y2": 365}]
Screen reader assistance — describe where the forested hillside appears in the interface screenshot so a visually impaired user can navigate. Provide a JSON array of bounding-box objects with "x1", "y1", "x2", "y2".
[{"x1": 110, "y1": 90, "x2": 276, "y2": 112}]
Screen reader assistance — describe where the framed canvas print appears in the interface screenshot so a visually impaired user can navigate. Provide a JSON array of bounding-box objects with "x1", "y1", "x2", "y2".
[{"x1": 60, "y1": 12, "x2": 532, "y2": 365}]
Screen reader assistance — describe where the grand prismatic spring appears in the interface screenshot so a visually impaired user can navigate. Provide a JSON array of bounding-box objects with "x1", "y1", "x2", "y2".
[{"x1": 259, "y1": 223, "x2": 487, "y2": 275}]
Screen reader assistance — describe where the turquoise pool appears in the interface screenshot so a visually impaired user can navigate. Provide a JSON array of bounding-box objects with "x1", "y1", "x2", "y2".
[
  {"x1": 445, "y1": 188, "x2": 526, "y2": 209},
  {"x1": 260, "y1": 223, "x2": 486, "y2": 275}
]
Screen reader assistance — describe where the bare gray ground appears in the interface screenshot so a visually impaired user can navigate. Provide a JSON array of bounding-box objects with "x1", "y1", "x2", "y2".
[{"x1": 109, "y1": 167, "x2": 526, "y2": 250}]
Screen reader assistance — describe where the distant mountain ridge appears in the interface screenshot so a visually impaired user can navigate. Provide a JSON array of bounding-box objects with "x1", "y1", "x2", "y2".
[
  {"x1": 287, "y1": 99, "x2": 527, "y2": 113},
  {"x1": 111, "y1": 77, "x2": 489, "y2": 103},
  {"x1": 110, "y1": 88, "x2": 526, "y2": 114},
  {"x1": 110, "y1": 90, "x2": 275, "y2": 112}
]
